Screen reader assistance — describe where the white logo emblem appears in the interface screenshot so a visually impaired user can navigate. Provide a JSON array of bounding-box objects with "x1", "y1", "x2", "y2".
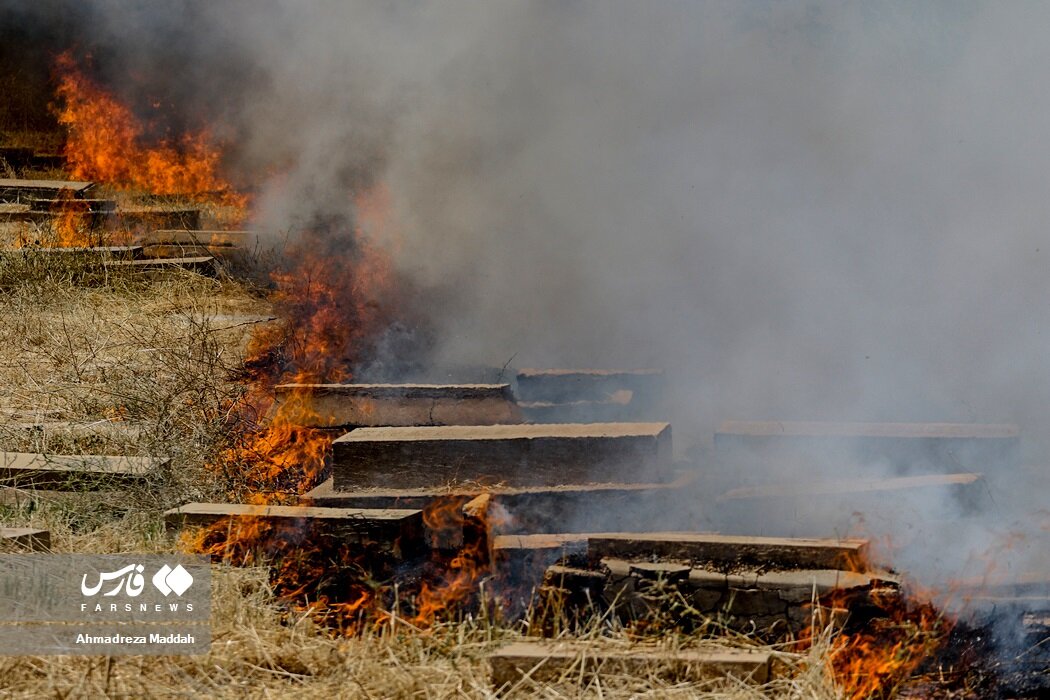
[
  {"x1": 81, "y1": 564, "x2": 146, "y2": 597},
  {"x1": 152, "y1": 564, "x2": 194, "y2": 596}
]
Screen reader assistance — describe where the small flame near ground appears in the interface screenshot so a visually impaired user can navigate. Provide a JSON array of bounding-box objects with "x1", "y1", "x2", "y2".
[{"x1": 795, "y1": 568, "x2": 954, "y2": 699}]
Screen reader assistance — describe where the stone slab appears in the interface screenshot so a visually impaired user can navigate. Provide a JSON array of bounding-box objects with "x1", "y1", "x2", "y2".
[
  {"x1": 274, "y1": 383, "x2": 523, "y2": 428},
  {"x1": 20, "y1": 246, "x2": 143, "y2": 260},
  {"x1": 105, "y1": 256, "x2": 217, "y2": 274},
  {"x1": 518, "y1": 395, "x2": 647, "y2": 423},
  {"x1": 306, "y1": 471, "x2": 695, "y2": 535},
  {"x1": 28, "y1": 198, "x2": 117, "y2": 212},
  {"x1": 587, "y1": 532, "x2": 869, "y2": 571},
  {"x1": 163, "y1": 502, "x2": 425, "y2": 556},
  {"x1": 0, "y1": 527, "x2": 50, "y2": 551},
  {"x1": 715, "y1": 421, "x2": 1020, "y2": 474},
  {"x1": 516, "y1": 368, "x2": 664, "y2": 404},
  {"x1": 489, "y1": 641, "x2": 771, "y2": 687},
  {"x1": 0, "y1": 452, "x2": 161, "y2": 489},
  {"x1": 331, "y1": 422, "x2": 673, "y2": 490},
  {"x1": 6, "y1": 421, "x2": 142, "y2": 438},
  {"x1": 717, "y1": 472, "x2": 990, "y2": 517},
  {"x1": 141, "y1": 244, "x2": 246, "y2": 260},
  {"x1": 116, "y1": 206, "x2": 200, "y2": 230},
  {"x1": 0, "y1": 179, "x2": 94, "y2": 201},
  {"x1": 953, "y1": 572, "x2": 1050, "y2": 599},
  {"x1": 138, "y1": 230, "x2": 256, "y2": 247}
]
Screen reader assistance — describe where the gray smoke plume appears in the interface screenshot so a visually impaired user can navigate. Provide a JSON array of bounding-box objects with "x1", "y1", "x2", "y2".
[{"x1": 3, "y1": 1, "x2": 1049, "y2": 601}]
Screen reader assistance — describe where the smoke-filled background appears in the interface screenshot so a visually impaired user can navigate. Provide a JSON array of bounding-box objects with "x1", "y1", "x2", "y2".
[{"x1": 2, "y1": 1, "x2": 1048, "y2": 589}]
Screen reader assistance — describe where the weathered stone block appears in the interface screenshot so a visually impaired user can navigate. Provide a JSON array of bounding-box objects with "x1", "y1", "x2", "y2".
[
  {"x1": 305, "y1": 471, "x2": 695, "y2": 534},
  {"x1": 331, "y1": 422, "x2": 673, "y2": 490},
  {"x1": 715, "y1": 421, "x2": 1020, "y2": 474},
  {"x1": 163, "y1": 502, "x2": 425, "y2": 557},
  {"x1": 516, "y1": 368, "x2": 664, "y2": 404},
  {"x1": 0, "y1": 452, "x2": 161, "y2": 489},
  {"x1": 0, "y1": 527, "x2": 50, "y2": 551},
  {"x1": 106, "y1": 256, "x2": 218, "y2": 274},
  {"x1": 0, "y1": 178, "x2": 94, "y2": 201},
  {"x1": 274, "y1": 383, "x2": 522, "y2": 428},
  {"x1": 587, "y1": 532, "x2": 869, "y2": 571}
]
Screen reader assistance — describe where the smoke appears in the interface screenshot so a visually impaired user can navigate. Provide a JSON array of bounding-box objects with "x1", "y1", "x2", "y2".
[{"x1": 3, "y1": 2, "x2": 1049, "y2": 596}]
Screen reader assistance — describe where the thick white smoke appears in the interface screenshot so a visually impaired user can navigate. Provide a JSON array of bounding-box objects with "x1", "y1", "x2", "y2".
[{"x1": 4, "y1": 1, "x2": 1048, "y2": 598}]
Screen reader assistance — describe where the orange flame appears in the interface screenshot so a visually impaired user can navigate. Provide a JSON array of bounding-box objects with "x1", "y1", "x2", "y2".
[
  {"x1": 51, "y1": 188, "x2": 92, "y2": 247},
  {"x1": 52, "y1": 52, "x2": 246, "y2": 211},
  {"x1": 801, "y1": 585, "x2": 951, "y2": 699}
]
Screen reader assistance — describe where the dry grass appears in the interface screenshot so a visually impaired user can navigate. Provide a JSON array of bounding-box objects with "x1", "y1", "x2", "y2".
[
  {"x1": 0, "y1": 256, "x2": 847, "y2": 699},
  {"x1": 0, "y1": 550, "x2": 845, "y2": 699}
]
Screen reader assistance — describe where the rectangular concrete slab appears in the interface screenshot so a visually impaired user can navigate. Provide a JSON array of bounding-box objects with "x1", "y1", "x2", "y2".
[
  {"x1": 0, "y1": 452, "x2": 161, "y2": 489},
  {"x1": 306, "y1": 471, "x2": 696, "y2": 534},
  {"x1": 141, "y1": 244, "x2": 244, "y2": 260},
  {"x1": 715, "y1": 421, "x2": 1020, "y2": 474},
  {"x1": 105, "y1": 256, "x2": 217, "y2": 274},
  {"x1": 717, "y1": 472, "x2": 990, "y2": 516},
  {"x1": 516, "y1": 368, "x2": 664, "y2": 404},
  {"x1": 518, "y1": 396, "x2": 647, "y2": 423},
  {"x1": 331, "y1": 422, "x2": 673, "y2": 489},
  {"x1": 588, "y1": 532, "x2": 869, "y2": 571},
  {"x1": 116, "y1": 206, "x2": 200, "y2": 230},
  {"x1": 138, "y1": 230, "x2": 256, "y2": 247},
  {"x1": 0, "y1": 527, "x2": 50, "y2": 551},
  {"x1": 275, "y1": 383, "x2": 523, "y2": 428},
  {"x1": 28, "y1": 198, "x2": 117, "y2": 212},
  {"x1": 163, "y1": 502, "x2": 425, "y2": 556},
  {"x1": 489, "y1": 641, "x2": 771, "y2": 687},
  {"x1": 0, "y1": 179, "x2": 94, "y2": 200},
  {"x1": 25, "y1": 246, "x2": 143, "y2": 260}
]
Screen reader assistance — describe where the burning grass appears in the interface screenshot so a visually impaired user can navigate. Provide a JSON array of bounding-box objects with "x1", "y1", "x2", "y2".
[
  {"x1": 0, "y1": 246, "x2": 1016, "y2": 698},
  {"x1": 0, "y1": 566, "x2": 847, "y2": 699},
  {"x1": 53, "y1": 52, "x2": 247, "y2": 213}
]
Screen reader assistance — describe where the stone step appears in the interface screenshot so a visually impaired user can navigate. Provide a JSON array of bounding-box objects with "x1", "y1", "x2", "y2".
[
  {"x1": 518, "y1": 395, "x2": 651, "y2": 423},
  {"x1": 3, "y1": 420, "x2": 142, "y2": 439},
  {"x1": 115, "y1": 206, "x2": 200, "y2": 230},
  {"x1": 587, "y1": 532, "x2": 870, "y2": 571},
  {"x1": 140, "y1": 244, "x2": 245, "y2": 260},
  {"x1": 138, "y1": 230, "x2": 256, "y2": 247},
  {"x1": 28, "y1": 198, "x2": 117, "y2": 212},
  {"x1": 305, "y1": 471, "x2": 696, "y2": 535},
  {"x1": 492, "y1": 533, "x2": 595, "y2": 584},
  {"x1": 331, "y1": 422, "x2": 673, "y2": 490},
  {"x1": 551, "y1": 558, "x2": 891, "y2": 634},
  {"x1": 953, "y1": 572, "x2": 1050, "y2": 599},
  {"x1": 515, "y1": 368, "x2": 664, "y2": 404},
  {"x1": 0, "y1": 178, "x2": 94, "y2": 202},
  {"x1": 163, "y1": 502, "x2": 426, "y2": 557},
  {"x1": 717, "y1": 472, "x2": 990, "y2": 518},
  {"x1": 715, "y1": 421, "x2": 1020, "y2": 474},
  {"x1": 274, "y1": 383, "x2": 522, "y2": 428},
  {"x1": 0, "y1": 208, "x2": 112, "y2": 228},
  {"x1": 0, "y1": 452, "x2": 162, "y2": 489},
  {"x1": 489, "y1": 641, "x2": 771, "y2": 688},
  {"x1": 0, "y1": 527, "x2": 50, "y2": 551},
  {"x1": 13, "y1": 246, "x2": 143, "y2": 260},
  {"x1": 104, "y1": 256, "x2": 218, "y2": 274}
]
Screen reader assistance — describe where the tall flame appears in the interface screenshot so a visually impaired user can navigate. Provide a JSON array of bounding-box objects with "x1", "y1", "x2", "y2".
[{"x1": 52, "y1": 52, "x2": 246, "y2": 210}]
